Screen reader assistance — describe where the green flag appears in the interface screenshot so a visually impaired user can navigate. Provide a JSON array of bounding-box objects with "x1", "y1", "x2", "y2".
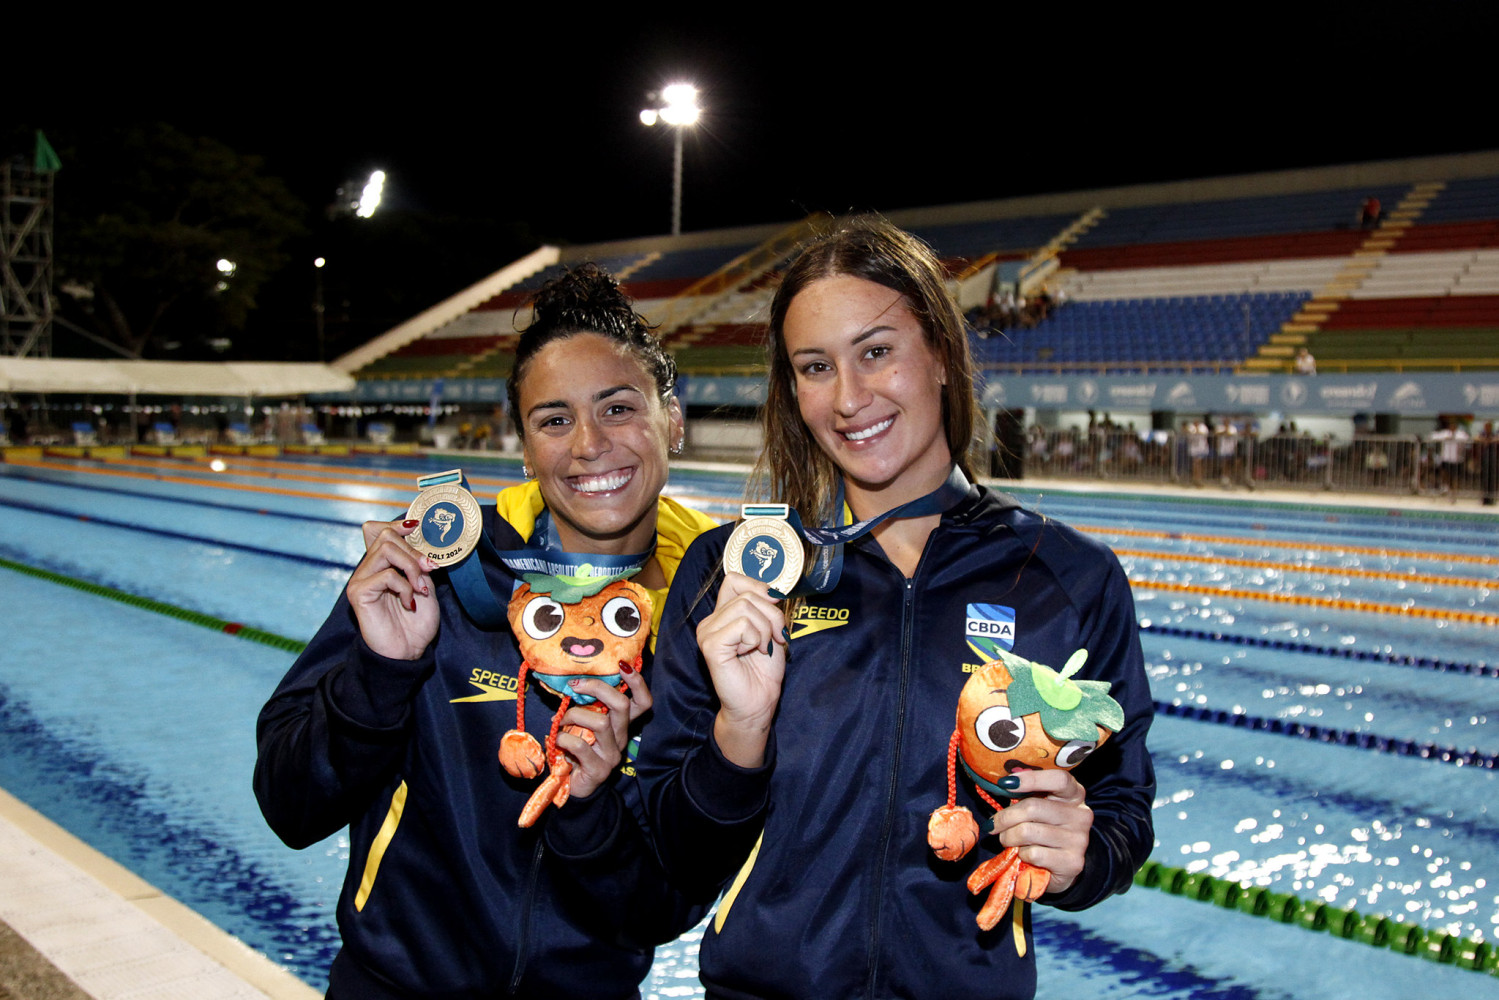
[{"x1": 34, "y1": 130, "x2": 61, "y2": 173}]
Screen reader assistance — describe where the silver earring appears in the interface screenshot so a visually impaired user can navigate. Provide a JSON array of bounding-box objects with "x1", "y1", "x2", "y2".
[
  {"x1": 670, "y1": 439, "x2": 683, "y2": 455},
  {"x1": 522, "y1": 463, "x2": 533, "y2": 479}
]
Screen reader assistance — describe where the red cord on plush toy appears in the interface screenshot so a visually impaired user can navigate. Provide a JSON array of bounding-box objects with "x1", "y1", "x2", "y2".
[
  {"x1": 928, "y1": 648, "x2": 1125, "y2": 932},
  {"x1": 498, "y1": 573, "x2": 652, "y2": 827}
]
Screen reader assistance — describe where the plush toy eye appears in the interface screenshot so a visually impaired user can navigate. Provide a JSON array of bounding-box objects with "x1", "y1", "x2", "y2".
[
  {"x1": 1055, "y1": 739, "x2": 1098, "y2": 769},
  {"x1": 975, "y1": 705, "x2": 1025, "y2": 753},
  {"x1": 521, "y1": 596, "x2": 565, "y2": 639},
  {"x1": 601, "y1": 595, "x2": 643, "y2": 637}
]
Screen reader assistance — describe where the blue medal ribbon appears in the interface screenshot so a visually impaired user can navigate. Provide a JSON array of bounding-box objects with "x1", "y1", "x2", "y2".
[
  {"x1": 491, "y1": 510, "x2": 655, "y2": 583},
  {"x1": 777, "y1": 465, "x2": 975, "y2": 596},
  {"x1": 430, "y1": 472, "x2": 655, "y2": 629}
]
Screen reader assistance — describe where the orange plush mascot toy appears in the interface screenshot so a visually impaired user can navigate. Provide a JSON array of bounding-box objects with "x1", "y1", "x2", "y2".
[
  {"x1": 928, "y1": 648, "x2": 1125, "y2": 932},
  {"x1": 498, "y1": 572, "x2": 652, "y2": 827}
]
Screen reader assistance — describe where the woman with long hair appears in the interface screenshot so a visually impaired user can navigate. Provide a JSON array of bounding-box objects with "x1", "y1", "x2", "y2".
[{"x1": 638, "y1": 219, "x2": 1155, "y2": 999}]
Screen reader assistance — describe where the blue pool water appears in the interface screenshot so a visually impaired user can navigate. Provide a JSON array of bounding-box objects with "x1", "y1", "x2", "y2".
[{"x1": 0, "y1": 451, "x2": 1495, "y2": 999}]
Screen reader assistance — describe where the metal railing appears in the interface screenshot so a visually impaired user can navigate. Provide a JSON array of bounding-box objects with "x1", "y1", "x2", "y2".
[{"x1": 993, "y1": 428, "x2": 1499, "y2": 500}]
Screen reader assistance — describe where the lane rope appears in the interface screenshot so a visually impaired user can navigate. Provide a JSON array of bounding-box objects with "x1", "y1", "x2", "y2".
[
  {"x1": 0, "y1": 556, "x2": 309, "y2": 654},
  {"x1": 1152, "y1": 699, "x2": 1496, "y2": 769},
  {"x1": 4, "y1": 455, "x2": 412, "y2": 507},
  {"x1": 1130, "y1": 578, "x2": 1499, "y2": 627},
  {"x1": 1078, "y1": 522, "x2": 1499, "y2": 566},
  {"x1": 0, "y1": 467, "x2": 363, "y2": 527},
  {"x1": 1114, "y1": 547, "x2": 1497, "y2": 590},
  {"x1": 0, "y1": 495, "x2": 358, "y2": 571},
  {"x1": 1132, "y1": 860, "x2": 1498, "y2": 975},
  {"x1": 1140, "y1": 622, "x2": 1495, "y2": 678}
]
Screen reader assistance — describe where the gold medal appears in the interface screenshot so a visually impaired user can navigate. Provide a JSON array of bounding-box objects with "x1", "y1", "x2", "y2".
[
  {"x1": 723, "y1": 503, "x2": 804, "y2": 595},
  {"x1": 406, "y1": 470, "x2": 482, "y2": 565}
]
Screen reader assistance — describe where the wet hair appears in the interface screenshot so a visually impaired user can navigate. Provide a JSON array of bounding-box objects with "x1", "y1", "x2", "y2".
[
  {"x1": 506, "y1": 263, "x2": 676, "y2": 439},
  {"x1": 752, "y1": 216, "x2": 979, "y2": 524}
]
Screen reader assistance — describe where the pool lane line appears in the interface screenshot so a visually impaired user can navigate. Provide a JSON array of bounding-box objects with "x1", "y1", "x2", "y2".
[
  {"x1": 198, "y1": 452, "x2": 524, "y2": 485},
  {"x1": 1132, "y1": 578, "x2": 1499, "y2": 626},
  {"x1": 1130, "y1": 860, "x2": 1499, "y2": 975},
  {"x1": 1152, "y1": 699, "x2": 1497, "y2": 769},
  {"x1": 1014, "y1": 485, "x2": 1499, "y2": 526},
  {"x1": 1079, "y1": 523, "x2": 1499, "y2": 566},
  {"x1": 0, "y1": 556, "x2": 309, "y2": 654},
  {"x1": 0, "y1": 467, "x2": 375, "y2": 528},
  {"x1": 1115, "y1": 547, "x2": 1497, "y2": 590},
  {"x1": 3, "y1": 455, "x2": 413, "y2": 507},
  {"x1": 0, "y1": 495, "x2": 360, "y2": 571},
  {"x1": 1067, "y1": 509, "x2": 1499, "y2": 554},
  {"x1": 1139, "y1": 623, "x2": 1496, "y2": 678},
  {"x1": 23, "y1": 453, "x2": 427, "y2": 497}
]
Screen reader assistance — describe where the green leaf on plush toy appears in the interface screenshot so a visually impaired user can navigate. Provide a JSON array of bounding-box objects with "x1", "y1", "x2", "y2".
[
  {"x1": 523, "y1": 564, "x2": 639, "y2": 604},
  {"x1": 1001, "y1": 648, "x2": 1125, "y2": 742},
  {"x1": 1033, "y1": 649, "x2": 1087, "y2": 711}
]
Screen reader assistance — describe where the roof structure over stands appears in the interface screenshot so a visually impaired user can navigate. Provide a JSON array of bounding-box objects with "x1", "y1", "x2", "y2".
[{"x1": 0, "y1": 358, "x2": 354, "y2": 396}]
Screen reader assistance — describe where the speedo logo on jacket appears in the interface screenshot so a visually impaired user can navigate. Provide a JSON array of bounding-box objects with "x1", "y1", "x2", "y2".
[
  {"x1": 450, "y1": 668, "x2": 520, "y2": 703},
  {"x1": 789, "y1": 603, "x2": 851, "y2": 640}
]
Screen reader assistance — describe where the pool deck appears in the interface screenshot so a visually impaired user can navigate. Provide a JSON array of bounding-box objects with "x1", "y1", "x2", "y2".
[
  {"x1": 0, "y1": 790, "x2": 318, "y2": 1000},
  {"x1": 0, "y1": 464, "x2": 1492, "y2": 1000}
]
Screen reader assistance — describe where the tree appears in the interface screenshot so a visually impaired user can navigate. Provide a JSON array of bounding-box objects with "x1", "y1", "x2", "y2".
[{"x1": 51, "y1": 124, "x2": 305, "y2": 358}]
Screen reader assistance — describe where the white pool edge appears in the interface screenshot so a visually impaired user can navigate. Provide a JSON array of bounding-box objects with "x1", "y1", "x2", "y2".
[{"x1": 0, "y1": 786, "x2": 320, "y2": 1000}]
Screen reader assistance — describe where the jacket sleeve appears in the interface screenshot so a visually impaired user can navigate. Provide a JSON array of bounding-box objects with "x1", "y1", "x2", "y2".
[
  {"x1": 252, "y1": 586, "x2": 434, "y2": 849},
  {"x1": 631, "y1": 529, "x2": 776, "y2": 901},
  {"x1": 1039, "y1": 547, "x2": 1156, "y2": 912}
]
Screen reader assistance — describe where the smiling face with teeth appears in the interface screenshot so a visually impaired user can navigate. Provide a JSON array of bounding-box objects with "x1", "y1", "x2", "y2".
[
  {"x1": 519, "y1": 332, "x2": 683, "y2": 558},
  {"x1": 782, "y1": 274, "x2": 953, "y2": 514}
]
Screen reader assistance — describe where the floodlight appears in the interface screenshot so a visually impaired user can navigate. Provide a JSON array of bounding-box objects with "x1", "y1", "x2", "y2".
[
  {"x1": 638, "y1": 82, "x2": 703, "y2": 236},
  {"x1": 356, "y1": 170, "x2": 386, "y2": 219}
]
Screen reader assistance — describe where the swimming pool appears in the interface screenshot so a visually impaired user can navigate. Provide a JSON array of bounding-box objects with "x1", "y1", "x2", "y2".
[{"x1": 0, "y1": 449, "x2": 1494, "y2": 998}]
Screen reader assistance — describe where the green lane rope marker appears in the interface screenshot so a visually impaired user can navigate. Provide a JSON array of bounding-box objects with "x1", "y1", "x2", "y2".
[
  {"x1": 1133, "y1": 860, "x2": 1497, "y2": 974},
  {"x1": 0, "y1": 556, "x2": 308, "y2": 655}
]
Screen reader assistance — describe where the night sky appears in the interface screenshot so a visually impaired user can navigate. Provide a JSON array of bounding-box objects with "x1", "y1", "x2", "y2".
[{"x1": 37, "y1": 7, "x2": 1486, "y2": 245}]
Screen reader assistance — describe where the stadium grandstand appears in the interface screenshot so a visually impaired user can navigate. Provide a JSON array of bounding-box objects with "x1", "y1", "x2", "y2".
[{"x1": 341, "y1": 150, "x2": 1499, "y2": 386}]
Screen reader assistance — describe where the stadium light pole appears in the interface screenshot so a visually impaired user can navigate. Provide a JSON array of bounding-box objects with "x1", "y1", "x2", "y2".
[
  {"x1": 640, "y1": 83, "x2": 701, "y2": 236},
  {"x1": 314, "y1": 257, "x2": 327, "y2": 361}
]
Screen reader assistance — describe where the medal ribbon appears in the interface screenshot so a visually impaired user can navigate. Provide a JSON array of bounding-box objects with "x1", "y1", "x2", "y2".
[
  {"x1": 778, "y1": 465, "x2": 975, "y2": 596},
  {"x1": 429, "y1": 472, "x2": 654, "y2": 629},
  {"x1": 491, "y1": 509, "x2": 655, "y2": 582}
]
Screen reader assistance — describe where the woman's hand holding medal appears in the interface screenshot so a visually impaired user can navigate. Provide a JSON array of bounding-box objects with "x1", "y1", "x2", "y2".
[
  {"x1": 698, "y1": 571, "x2": 788, "y2": 769},
  {"x1": 347, "y1": 518, "x2": 440, "y2": 661}
]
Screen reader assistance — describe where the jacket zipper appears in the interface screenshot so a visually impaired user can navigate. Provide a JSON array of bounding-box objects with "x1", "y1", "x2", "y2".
[
  {"x1": 864, "y1": 568, "x2": 920, "y2": 998},
  {"x1": 508, "y1": 834, "x2": 546, "y2": 993}
]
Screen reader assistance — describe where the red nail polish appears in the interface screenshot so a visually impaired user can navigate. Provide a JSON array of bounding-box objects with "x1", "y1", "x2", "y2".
[
  {"x1": 406, "y1": 596, "x2": 416, "y2": 612},
  {"x1": 619, "y1": 659, "x2": 635, "y2": 675},
  {"x1": 402, "y1": 519, "x2": 419, "y2": 528}
]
